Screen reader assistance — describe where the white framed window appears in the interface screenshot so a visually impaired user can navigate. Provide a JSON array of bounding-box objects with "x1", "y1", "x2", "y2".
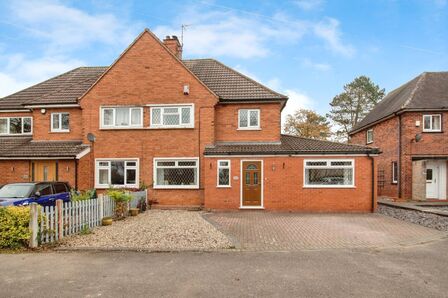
[
  {"x1": 0, "y1": 117, "x2": 32, "y2": 135},
  {"x1": 423, "y1": 114, "x2": 441, "y2": 132},
  {"x1": 149, "y1": 105, "x2": 194, "y2": 128},
  {"x1": 217, "y1": 160, "x2": 231, "y2": 187},
  {"x1": 153, "y1": 158, "x2": 199, "y2": 189},
  {"x1": 392, "y1": 161, "x2": 398, "y2": 184},
  {"x1": 238, "y1": 109, "x2": 260, "y2": 130},
  {"x1": 51, "y1": 113, "x2": 69, "y2": 132},
  {"x1": 366, "y1": 129, "x2": 373, "y2": 144},
  {"x1": 304, "y1": 159, "x2": 355, "y2": 188},
  {"x1": 95, "y1": 159, "x2": 139, "y2": 188},
  {"x1": 100, "y1": 107, "x2": 143, "y2": 129}
]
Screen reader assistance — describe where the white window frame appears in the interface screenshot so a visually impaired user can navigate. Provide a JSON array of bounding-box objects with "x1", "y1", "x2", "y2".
[
  {"x1": 422, "y1": 114, "x2": 441, "y2": 132},
  {"x1": 303, "y1": 159, "x2": 355, "y2": 188},
  {"x1": 95, "y1": 158, "x2": 139, "y2": 188},
  {"x1": 153, "y1": 157, "x2": 199, "y2": 189},
  {"x1": 392, "y1": 161, "x2": 398, "y2": 184},
  {"x1": 366, "y1": 129, "x2": 373, "y2": 144},
  {"x1": 51, "y1": 112, "x2": 70, "y2": 132},
  {"x1": 0, "y1": 117, "x2": 33, "y2": 135},
  {"x1": 149, "y1": 104, "x2": 194, "y2": 129},
  {"x1": 100, "y1": 107, "x2": 143, "y2": 129},
  {"x1": 238, "y1": 109, "x2": 260, "y2": 130},
  {"x1": 217, "y1": 160, "x2": 231, "y2": 188}
]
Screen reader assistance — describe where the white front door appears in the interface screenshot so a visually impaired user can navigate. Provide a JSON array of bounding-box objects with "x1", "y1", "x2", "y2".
[{"x1": 426, "y1": 160, "x2": 447, "y2": 200}]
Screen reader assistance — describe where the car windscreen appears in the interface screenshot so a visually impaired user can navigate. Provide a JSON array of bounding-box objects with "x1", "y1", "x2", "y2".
[{"x1": 0, "y1": 184, "x2": 34, "y2": 198}]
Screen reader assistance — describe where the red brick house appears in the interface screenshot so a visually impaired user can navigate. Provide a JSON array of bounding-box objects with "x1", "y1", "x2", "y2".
[
  {"x1": 350, "y1": 72, "x2": 448, "y2": 201},
  {"x1": 0, "y1": 29, "x2": 378, "y2": 211}
]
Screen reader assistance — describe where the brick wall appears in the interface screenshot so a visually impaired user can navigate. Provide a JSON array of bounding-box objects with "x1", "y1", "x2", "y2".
[
  {"x1": 0, "y1": 160, "x2": 30, "y2": 184},
  {"x1": 204, "y1": 156, "x2": 376, "y2": 212},
  {"x1": 214, "y1": 103, "x2": 281, "y2": 142},
  {"x1": 32, "y1": 108, "x2": 83, "y2": 140}
]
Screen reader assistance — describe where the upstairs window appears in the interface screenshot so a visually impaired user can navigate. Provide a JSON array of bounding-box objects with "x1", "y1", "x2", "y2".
[
  {"x1": 304, "y1": 160, "x2": 355, "y2": 188},
  {"x1": 238, "y1": 109, "x2": 260, "y2": 129},
  {"x1": 101, "y1": 107, "x2": 143, "y2": 129},
  {"x1": 51, "y1": 113, "x2": 70, "y2": 132},
  {"x1": 0, "y1": 117, "x2": 32, "y2": 135},
  {"x1": 217, "y1": 160, "x2": 231, "y2": 187},
  {"x1": 150, "y1": 105, "x2": 194, "y2": 128},
  {"x1": 423, "y1": 114, "x2": 441, "y2": 132},
  {"x1": 366, "y1": 129, "x2": 374, "y2": 144}
]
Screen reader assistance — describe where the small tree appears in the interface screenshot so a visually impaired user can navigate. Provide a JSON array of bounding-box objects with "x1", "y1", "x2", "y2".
[
  {"x1": 327, "y1": 76, "x2": 385, "y2": 141},
  {"x1": 283, "y1": 109, "x2": 331, "y2": 140}
]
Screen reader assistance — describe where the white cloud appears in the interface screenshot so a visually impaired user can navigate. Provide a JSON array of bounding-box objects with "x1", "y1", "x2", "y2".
[
  {"x1": 233, "y1": 65, "x2": 262, "y2": 81},
  {"x1": 281, "y1": 89, "x2": 315, "y2": 127},
  {"x1": 294, "y1": 0, "x2": 325, "y2": 11},
  {"x1": 8, "y1": 0, "x2": 140, "y2": 53},
  {"x1": 302, "y1": 58, "x2": 332, "y2": 71},
  {"x1": 265, "y1": 78, "x2": 282, "y2": 90},
  {"x1": 313, "y1": 18, "x2": 355, "y2": 57}
]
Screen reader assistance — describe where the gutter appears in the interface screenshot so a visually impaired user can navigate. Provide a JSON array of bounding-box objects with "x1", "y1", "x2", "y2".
[{"x1": 204, "y1": 149, "x2": 381, "y2": 156}]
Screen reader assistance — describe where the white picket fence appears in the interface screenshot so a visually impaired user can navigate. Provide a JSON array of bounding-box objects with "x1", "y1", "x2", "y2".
[{"x1": 29, "y1": 190, "x2": 147, "y2": 247}]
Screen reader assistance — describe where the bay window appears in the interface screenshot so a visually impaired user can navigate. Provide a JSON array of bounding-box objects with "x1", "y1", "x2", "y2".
[
  {"x1": 154, "y1": 158, "x2": 199, "y2": 188},
  {"x1": 304, "y1": 160, "x2": 355, "y2": 188},
  {"x1": 96, "y1": 159, "x2": 139, "y2": 188},
  {"x1": 0, "y1": 117, "x2": 32, "y2": 135},
  {"x1": 150, "y1": 105, "x2": 194, "y2": 128},
  {"x1": 101, "y1": 107, "x2": 143, "y2": 128},
  {"x1": 217, "y1": 160, "x2": 231, "y2": 187}
]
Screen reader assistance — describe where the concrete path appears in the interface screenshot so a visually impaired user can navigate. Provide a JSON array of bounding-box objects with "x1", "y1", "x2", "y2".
[
  {"x1": 204, "y1": 212, "x2": 447, "y2": 251},
  {"x1": 2, "y1": 239, "x2": 448, "y2": 297}
]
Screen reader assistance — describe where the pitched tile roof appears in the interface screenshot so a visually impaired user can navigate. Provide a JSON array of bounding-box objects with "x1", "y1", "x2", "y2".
[
  {"x1": 351, "y1": 72, "x2": 448, "y2": 133},
  {"x1": 0, "y1": 137, "x2": 89, "y2": 158},
  {"x1": 183, "y1": 59, "x2": 288, "y2": 102},
  {"x1": 204, "y1": 134, "x2": 379, "y2": 155},
  {"x1": 0, "y1": 67, "x2": 107, "y2": 109},
  {"x1": 0, "y1": 59, "x2": 287, "y2": 109}
]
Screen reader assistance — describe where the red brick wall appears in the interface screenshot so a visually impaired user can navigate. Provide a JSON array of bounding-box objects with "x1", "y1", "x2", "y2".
[
  {"x1": 0, "y1": 160, "x2": 30, "y2": 184},
  {"x1": 214, "y1": 103, "x2": 281, "y2": 142},
  {"x1": 79, "y1": 31, "x2": 218, "y2": 207},
  {"x1": 204, "y1": 156, "x2": 376, "y2": 212},
  {"x1": 350, "y1": 111, "x2": 448, "y2": 200},
  {"x1": 32, "y1": 108, "x2": 83, "y2": 140}
]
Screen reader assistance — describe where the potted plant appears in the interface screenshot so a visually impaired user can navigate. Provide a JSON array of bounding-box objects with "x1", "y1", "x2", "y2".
[
  {"x1": 102, "y1": 216, "x2": 113, "y2": 226},
  {"x1": 106, "y1": 189, "x2": 132, "y2": 220}
]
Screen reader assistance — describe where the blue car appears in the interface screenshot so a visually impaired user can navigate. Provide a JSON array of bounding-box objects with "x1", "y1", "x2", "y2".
[{"x1": 0, "y1": 182, "x2": 71, "y2": 207}]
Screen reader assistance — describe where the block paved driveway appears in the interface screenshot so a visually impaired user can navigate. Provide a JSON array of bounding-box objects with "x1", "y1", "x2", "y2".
[{"x1": 204, "y1": 212, "x2": 447, "y2": 251}]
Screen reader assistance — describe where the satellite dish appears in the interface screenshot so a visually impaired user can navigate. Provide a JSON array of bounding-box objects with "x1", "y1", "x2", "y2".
[
  {"x1": 87, "y1": 133, "x2": 96, "y2": 142},
  {"x1": 415, "y1": 133, "x2": 422, "y2": 143}
]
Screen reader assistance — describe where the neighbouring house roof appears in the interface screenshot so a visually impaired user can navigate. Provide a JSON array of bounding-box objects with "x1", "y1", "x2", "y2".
[
  {"x1": 204, "y1": 134, "x2": 380, "y2": 155},
  {"x1": 0, "y1": 59, "x2": 287, "y2": 110},
  {"x1": 0, "y1": 138, "x2": 89, "y2": 158},
  {"x1": 351, "y1": 72, "x2": 448, "y2": 134}
]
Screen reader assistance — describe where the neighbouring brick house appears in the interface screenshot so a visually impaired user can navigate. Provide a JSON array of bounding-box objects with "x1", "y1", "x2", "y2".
[
  {"x1": 0, "y1": 29, "x2": 379, "y2": 211},
  {"x1": 350, "y1": 72, "x2": 448, "y2": 201}
]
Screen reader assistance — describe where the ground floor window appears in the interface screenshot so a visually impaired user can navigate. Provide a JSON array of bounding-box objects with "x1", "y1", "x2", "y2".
[
  {"x1": 95, "y1": 159, "x2": 138, "y2": 188},
  {"x1": 304, "y1": 159, "x2": 354, "y2": 187},
  {"x1": 217, "y1": 160, "x2": 231, "y2": 187},
  {"x1": 153, "y1": 158, "x2": 199, "y2": 189}
]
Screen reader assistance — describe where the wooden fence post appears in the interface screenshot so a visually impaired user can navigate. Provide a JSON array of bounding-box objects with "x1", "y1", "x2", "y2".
[
  {"x1": 56, "y1": 200, "x2": 63, "y2": 240},
  {"x1": 29, "y1": 203, "x2": 38, "y2": 248},
  {"x1": 98, "y1": 194, "x2": 104, "y2": 220}
]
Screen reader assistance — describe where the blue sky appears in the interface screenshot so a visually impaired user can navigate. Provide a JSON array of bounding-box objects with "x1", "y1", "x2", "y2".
[{"x1": 0, "y1": 0, "x2": 447, "y2": 124}]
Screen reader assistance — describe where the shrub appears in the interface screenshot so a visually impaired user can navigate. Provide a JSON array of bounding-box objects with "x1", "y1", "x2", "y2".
[
  {"x1": 0, "y1": 206, "x2": 31, "y2": 249},
  {"x1": 106, "y1": 189, "x2": 132, "y2": 219},
  {"x1": 71, "y1": 189, "x2": 97, "y2": 201}
]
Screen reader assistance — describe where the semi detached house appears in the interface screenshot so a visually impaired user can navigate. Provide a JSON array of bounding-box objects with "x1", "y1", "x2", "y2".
[{"x1": 0, "y1": 29, "x2": 379, "y2": 211}]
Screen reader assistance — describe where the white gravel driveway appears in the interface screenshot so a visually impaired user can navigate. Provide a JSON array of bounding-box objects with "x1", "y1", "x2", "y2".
[{"x1": 59, "y1": 210, "x2": 233, "y2": 251}]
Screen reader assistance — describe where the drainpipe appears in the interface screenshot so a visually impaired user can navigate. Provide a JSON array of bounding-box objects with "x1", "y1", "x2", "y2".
[
  {"x1": 398, "y1": 114, "x2": 402, "y2": 199},
  {"x1": 74, "y1": 158, "x2": 78, "y2": 190},
  {"x1": 369, "y1": 154, "x2": 376, "y2": 212}
]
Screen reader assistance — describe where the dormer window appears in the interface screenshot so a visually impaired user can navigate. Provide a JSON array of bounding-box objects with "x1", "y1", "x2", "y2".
[
  {"x1": 0, "y1": 117, "x2": 32, "y2": 135},
  {"x1": 423, "y1": 114, "x2": 441, "y2": 132},
  {"x1": 238, "y1": 109, "x2": 260, "y2": 130},
  {"x1": 366, "y1": 129, "x2": 373, "y2": 144}
]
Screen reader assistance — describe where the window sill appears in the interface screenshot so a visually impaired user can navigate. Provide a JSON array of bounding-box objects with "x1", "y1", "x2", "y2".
[
  {"x1": 237, "y1": 128, "x2": 261, "y2": 131},
  {"x1": 95, "y1": 185, "x2": 138, "y2": 189},
  {"x1": 153, "y1": 186, "x2": 199, "y2": 190},
  {"x1": 217, "y1": 185, "x2": 231, "y2": 188},
  {"x1": 149, "y1": 126, "x2": 194, "y2": 130},
  {"x1": 366, "y1": 141, "x2": 373, "y2": 145},
  {"x1": 303, "y1": 185, "x2": 356, "y2": 189},
  {"x1": 50, "y1": 130, "x2": 70, "y2": 134},
  {"x1": 422, "y1": 130, "x2": 443, "y2": 133},
  {"x1": 239, "y1": 206, "x2": 264, "y2": 209},
  {"x1": 100, "y1": 127, "x2": 145, "y2": 130}
]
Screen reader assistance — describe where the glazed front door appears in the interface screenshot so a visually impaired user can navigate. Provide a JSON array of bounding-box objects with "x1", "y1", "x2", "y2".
[
  {"x1": 33, "y1": 161, "x2": 57, "y2": 181},
  {"x1": 242, "y1": 161, "x2": 262, "y2": 207}
]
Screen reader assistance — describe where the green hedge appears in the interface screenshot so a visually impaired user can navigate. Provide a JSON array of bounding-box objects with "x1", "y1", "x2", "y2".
[{"x1": 0, "y1": 206, "x2": 31, "y2": 249}]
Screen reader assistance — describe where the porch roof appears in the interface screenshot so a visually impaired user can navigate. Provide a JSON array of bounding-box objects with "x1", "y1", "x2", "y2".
[
  {"x1": 0, "y1": 137, "x2": 89, "y2": 158},
  {"x1": 204, "y1": 134, "x2": 380, "y2": 156}
]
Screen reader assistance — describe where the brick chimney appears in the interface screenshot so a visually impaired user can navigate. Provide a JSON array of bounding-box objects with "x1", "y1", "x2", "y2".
[{"x1": 163, "y1": 35, "x2": 182, "y2": 59}]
